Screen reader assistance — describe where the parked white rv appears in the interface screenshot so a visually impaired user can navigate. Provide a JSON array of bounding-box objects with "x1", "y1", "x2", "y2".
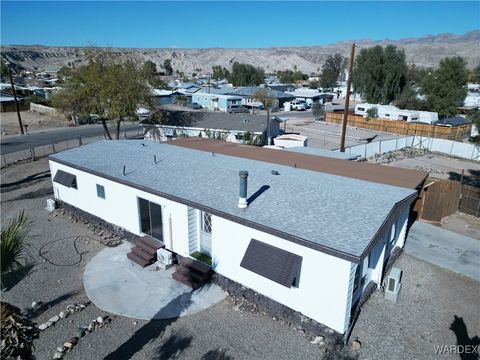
[
  {"x1": 354, "y1": 103, "x2": 379, "y2": 117},
  {"x1": 416, "y1": 111, "x2": 438, "y2": 124},
  {"x1": 355, "y1": 103, "x2": 436, "y2": 122}
]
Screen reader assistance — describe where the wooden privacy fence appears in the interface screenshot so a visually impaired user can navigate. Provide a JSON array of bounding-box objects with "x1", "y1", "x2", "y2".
[
  {"x1": 420, "y1": 179, "x2": 462, "y2": 222},
  {"x1": 459, "y1": 185, "x2": 480, "y2": 217},
  {"x1": 325, "y1": 112, "x2": 471, "y2": 141},
  {"x1": 417, "y1": 178, "x2": 480, "y2": 221}
]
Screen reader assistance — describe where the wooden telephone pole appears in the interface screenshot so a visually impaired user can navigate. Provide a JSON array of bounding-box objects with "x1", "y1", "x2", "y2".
[
  {"x1": 8, "y1": 67, "x2": 24, "y2": 135},
  {"x1": 339, "y1": 43, "x2": 355, "y2": 152}
]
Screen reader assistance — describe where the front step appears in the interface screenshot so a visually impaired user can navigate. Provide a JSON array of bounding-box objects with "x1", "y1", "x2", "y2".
[
  {"x1": 139, "y1": 236, "x2": 165, "y2": 254},
  {"x1": 172, "y1": 271, "x2": 203, "y2": 290},
  {"x1": 172, "y1": 257, "x2": 212, "y2": 289},
  {"x1": 132, "y1": 246, "x2": 154, "y2": 261},
  {"x1": 127, "y1": 251, "x2": 153, "y2": 268},
  {"x1": 126, "y1": 236, "x2": 166, "y2": 267},
  {"x1": 175, "y1": 265, "x2": 209, "y2": 282}
]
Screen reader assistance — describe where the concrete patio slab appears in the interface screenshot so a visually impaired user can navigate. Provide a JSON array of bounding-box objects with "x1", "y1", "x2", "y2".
[
  {"x1": 83, "y1": 242, "x2": 226, "y2": 320},
  {"x1": 405, "y1": 221, "x2": 480, "y2": 281}
]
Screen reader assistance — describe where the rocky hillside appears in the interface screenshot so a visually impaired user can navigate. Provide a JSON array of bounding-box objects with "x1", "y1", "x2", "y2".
[{"x1": 2, "y1": 30, "x2": 479, "y2": 74}]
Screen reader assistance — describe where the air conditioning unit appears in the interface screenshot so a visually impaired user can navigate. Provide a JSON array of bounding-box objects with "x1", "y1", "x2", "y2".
[
  {"x1": 384, "y1": 267, "x2": 402, "y2": 303},
  {"x1": 157, "y1": 249, "x2": 173, "y2": 270},
  {"x1": 46, "y1": 199, "x2": 56, "y2": 212}
]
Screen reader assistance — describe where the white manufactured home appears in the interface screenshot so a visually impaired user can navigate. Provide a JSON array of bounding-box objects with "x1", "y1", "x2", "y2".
[
  {"x1": 48, "y1": 138, "x2": 427, "y2": 334},
  {"x1": 355, "y1": 103, "x2": 438, "y2": 123}
]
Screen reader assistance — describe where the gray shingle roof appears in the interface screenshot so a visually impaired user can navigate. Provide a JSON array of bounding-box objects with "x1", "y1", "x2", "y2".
[
  {"x1": 143, "y1": 110, "x2": 279, "y2": 133},
  {"x1": 49, "y1": 140, "x2": 417, "y2": 261}
]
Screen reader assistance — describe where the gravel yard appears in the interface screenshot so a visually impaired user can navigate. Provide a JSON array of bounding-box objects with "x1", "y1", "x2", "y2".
[{"x1": 350, "y1": 253, "x2": 480, "y2": 360}]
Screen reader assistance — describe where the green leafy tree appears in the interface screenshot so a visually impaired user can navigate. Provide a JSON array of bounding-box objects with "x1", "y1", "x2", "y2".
[
  {"x1": 468, "y1": 64, "x2": 480, "y2": 83},
  {"x1": 212, "y1": 65, "x2": 230, "y2": 80},
  {"x1": 163, "y1": 59, "x2": 173, "y2": 75},
  {"x1": 366, "y1": 107, "x2": 378, "y2": 119},
  {"x1": 52, "y1": 51, "x2": 151, "y2": 139},
  {"x1": 353, "y1": 45, "x2": 407, "y2": 104},
  {"x1": 253, "y1": 89, "x2": 276, "y2": 145},
  {"x1": 229, "y1": 62, "x2": 264, "y2": 86},
  {"x1": 395, "y1": 85, "x2": 428, "y2": 110},
  {"x1": 309, "y1": 80, "x2": 320, "y2": 89},
  {"x1": 406, "y1": 64, "x2": 431, "y2": 85},
  {"x1": 421, "y1": 56, "x2": 468, "y2": 117},
  {"x1": 277, "y1": 70, "x2": 307, "y2": 84},
  {"x1": 320, "y1": 54, "x2": 345, "y2": 89}
]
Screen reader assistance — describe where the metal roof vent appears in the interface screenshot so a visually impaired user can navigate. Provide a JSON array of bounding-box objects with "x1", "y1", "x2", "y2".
[{"x1": 238, "y1": 171, "x2": 248, "y2": 209}]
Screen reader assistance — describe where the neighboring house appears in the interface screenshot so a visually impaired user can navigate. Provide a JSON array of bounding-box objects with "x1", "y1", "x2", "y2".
[
  {"x1": 191, "y1": 92, "x2": 243, "y2": 112},
  {"x1": 143, "y1": 110, "x2": 282, "y2": 144},
  {"x1": 229, "y1": 87, "x2": 295, "y2": 109},
  {"x1": 286, "y1": 89, "x2": 335, "y2": 106},
  {"x1": 49, "y1": 138, "x2": 427, "y2": 334},
  {"x1": 152, "y1": 89, "x2": 183, "y2": 106},
  {"x1": 0, "y1": 94, "x2": 18, "y2": 112}
]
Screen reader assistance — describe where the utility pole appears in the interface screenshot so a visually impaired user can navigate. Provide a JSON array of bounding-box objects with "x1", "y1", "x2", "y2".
[
  {"x1": 8, "y1": 67, "x2": 24, "y2": 135},
  {"x1": 339, "y1": 43, "x2": 355, "y2": 152}
]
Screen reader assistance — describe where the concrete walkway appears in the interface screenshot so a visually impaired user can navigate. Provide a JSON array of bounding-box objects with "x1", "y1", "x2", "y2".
[
  {"x1": 83, "y1": 243, "x2": 225, "y2": 320},
  {"x1": 405, "y1": 221, "x2": 480, "y2": 281}
]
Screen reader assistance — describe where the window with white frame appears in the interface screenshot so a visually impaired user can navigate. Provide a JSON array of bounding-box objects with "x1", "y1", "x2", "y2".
[{"x1": 202, "y1": 211, "x2": 212, "y2": 234}]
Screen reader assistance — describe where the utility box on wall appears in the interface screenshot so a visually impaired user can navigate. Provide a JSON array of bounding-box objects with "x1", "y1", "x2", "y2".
[{"x1": 385, "y1": 267, "x2": 402, "y2": 303}]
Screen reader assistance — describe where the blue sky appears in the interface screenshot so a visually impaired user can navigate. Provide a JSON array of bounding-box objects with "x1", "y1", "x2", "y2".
[{"x1": 1, "y1": 1, "x2": 478, "y2": 48}]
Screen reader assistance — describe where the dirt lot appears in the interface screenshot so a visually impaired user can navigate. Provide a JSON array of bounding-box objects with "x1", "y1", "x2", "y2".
[
  {"x1": 1, "y1": 110, "x2": 70, "y2": 135},
  {"x1": 376, "y1": 152, "x2": 480, "y2": 187}
]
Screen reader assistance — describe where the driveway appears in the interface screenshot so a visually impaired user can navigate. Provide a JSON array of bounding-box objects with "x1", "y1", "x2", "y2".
[{"x1": 405, "y1": 221, "x2": 480, "y2": 281}]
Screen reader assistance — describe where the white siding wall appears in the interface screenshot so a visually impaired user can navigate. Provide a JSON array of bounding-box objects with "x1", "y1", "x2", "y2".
[
  {"x1": 211, "y1": 216, "x2": 352, "y2": 333},
  {"x1": 49, "y1": 161, "x2": 190, "y2": 256}
]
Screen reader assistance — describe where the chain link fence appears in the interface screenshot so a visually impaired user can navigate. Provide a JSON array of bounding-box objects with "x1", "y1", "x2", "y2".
[{"x1": 1, "y1": 129, "x2": 143, "y2": 167}]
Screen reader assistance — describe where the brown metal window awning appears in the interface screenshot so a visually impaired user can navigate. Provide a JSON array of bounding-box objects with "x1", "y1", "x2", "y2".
[
  {"x1": 240, "y1": 239, "x2": 303, "y2": 288},
  {"x1": 53, "y1": 169, "x2": 77, "y2": 188}
]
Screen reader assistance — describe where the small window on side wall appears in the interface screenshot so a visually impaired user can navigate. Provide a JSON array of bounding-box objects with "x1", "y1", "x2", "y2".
[
  {"x1": 96, "y1": 184, "x2": 105, "y2": 199},
  {"x1": 390, "y1": 223, "x2": 396, "y2": 244}
]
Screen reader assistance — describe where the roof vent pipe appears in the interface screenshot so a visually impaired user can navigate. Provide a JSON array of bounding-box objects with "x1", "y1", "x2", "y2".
[{"x1": 238, "y1": 171, "x2": 248, "y2": 209}]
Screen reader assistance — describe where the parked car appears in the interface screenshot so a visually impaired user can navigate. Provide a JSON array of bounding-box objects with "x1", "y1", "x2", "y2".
[
  {"x1": 290, "y1": 101, "x2": 307, "y2": 111},
  {"x1": 188, "y1": 102, "x2": 202, "y2": 109},
  {"x1": 227, "y1": 105, "x2": 249, "y2": 113}
]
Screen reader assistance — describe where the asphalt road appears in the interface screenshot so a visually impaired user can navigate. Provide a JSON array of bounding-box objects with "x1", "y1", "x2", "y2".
[
  {"x1": 405, "y1": 221, "x2": 480, "y2": 281},
  {"x1": 1, "y1": 123, "x2": 143, "y2": 154}
]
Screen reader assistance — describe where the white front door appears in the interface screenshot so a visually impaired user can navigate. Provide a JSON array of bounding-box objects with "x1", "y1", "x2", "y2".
[{"x1": 199, "y1": 211, "x2": 212, "y2": 256}]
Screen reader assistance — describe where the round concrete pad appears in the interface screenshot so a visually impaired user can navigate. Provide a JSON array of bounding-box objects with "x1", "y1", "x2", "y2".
[{"x1": 83, "y1": 243, "x2": 225, "y2": 320}]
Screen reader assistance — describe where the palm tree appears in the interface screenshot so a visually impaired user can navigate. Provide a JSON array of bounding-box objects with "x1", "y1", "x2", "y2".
[
  {"x1": 1, "y1": 211, "x2": 36, "y2": 360},
  {"x1": 1, "y1": 210, "x2": 31, "y2": 276},
  {"x1": 252, "y1": 89, "x2": 276, "y2": 145}
]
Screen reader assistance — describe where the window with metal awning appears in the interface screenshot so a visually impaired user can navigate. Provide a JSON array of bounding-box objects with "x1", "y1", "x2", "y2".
[
  {"x1": 240, "y1": 239, "x2": 303, "y2": 288},
  {"x1": 53, "y1": 169, "x2": 77, "y2": 189}
]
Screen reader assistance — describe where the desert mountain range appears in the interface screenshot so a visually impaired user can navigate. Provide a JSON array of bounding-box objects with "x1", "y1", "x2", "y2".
[{"x1": 1, "y1": 30, "x2": 479, "y2": 75}]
